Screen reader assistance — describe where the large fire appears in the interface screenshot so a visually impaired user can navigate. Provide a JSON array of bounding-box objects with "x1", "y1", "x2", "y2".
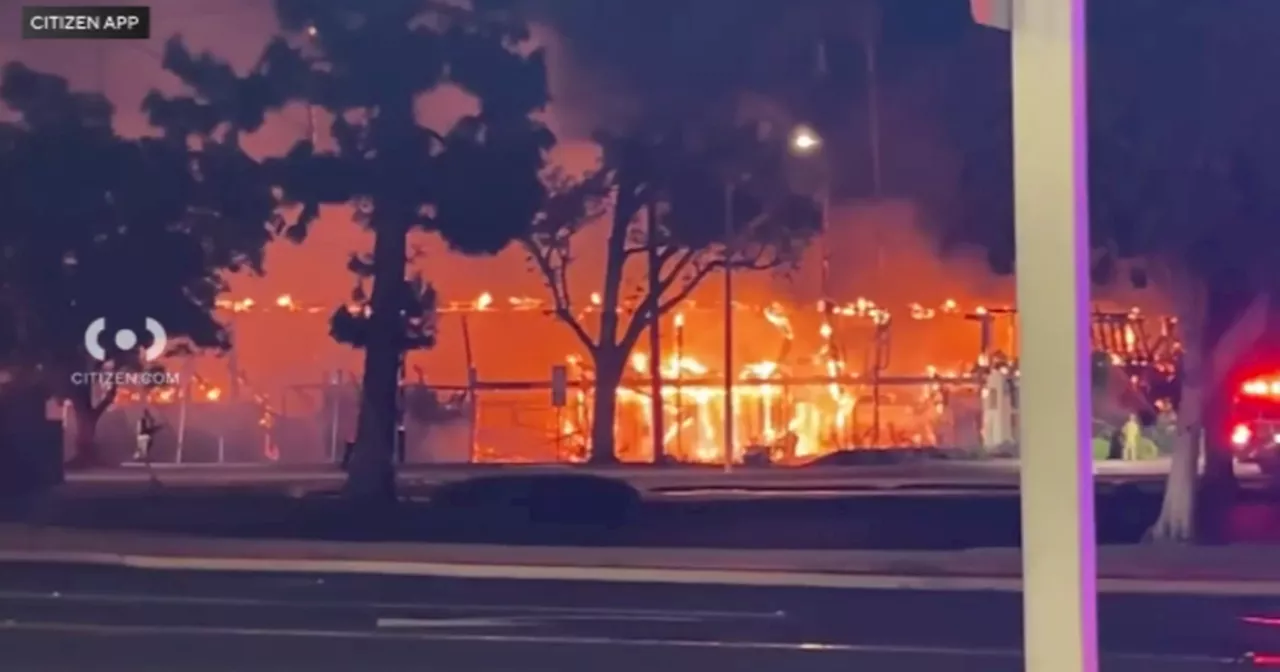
[
  {"x1": 505, "y1": 293, "x2": 978, "y2": 464},
  {"x1": 89, "y1": 288, "x2": 1173, "y2": 466}
]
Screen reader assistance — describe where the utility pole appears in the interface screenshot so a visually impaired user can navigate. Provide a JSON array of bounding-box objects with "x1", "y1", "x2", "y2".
[
  {"x1": 863, "y1": 2, "x2": 885, "y2": 277},
  {"x1": 646, "y1": 202, "x2": 666, "y2": 464},
  {"x1": 973, "y1": 0, "x2": 1099, "y2": 670},
  {"x1": 722, "y1": 182, "x2": 735, "y2": 472},
  {"x1": 864, "y1": 2, "x2": 884, "y2": 198}
]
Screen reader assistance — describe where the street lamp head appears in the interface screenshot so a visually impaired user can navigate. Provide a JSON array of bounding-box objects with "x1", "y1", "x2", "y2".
[
  {"x1": 970, "y1": 0, "x2": 1012, "y2": 31},
  {"x1": 789, "y1": 125, "x2": 822, "y2": 155}
]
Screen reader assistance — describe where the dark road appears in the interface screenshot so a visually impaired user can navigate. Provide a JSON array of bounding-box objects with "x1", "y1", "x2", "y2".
[{"x1": 0, "y1": 563, "x2": 1272, "y2": 670}]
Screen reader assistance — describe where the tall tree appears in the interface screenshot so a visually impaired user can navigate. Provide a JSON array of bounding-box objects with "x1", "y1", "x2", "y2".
[
  {"x1": 1088, "y1": 0, "x2": 1280, "y2": 542},
  {"x1": 0, "y1": 62, "x2": 276, "y2": 466},
  {"x1": 953, "y1": 1, "x2": 1280, "y2": 542},
  {"x1": 526, "y1": 124, "x2": 820, "y2": 463},
  {"x1": 150, "y1": 0, "x2": 553, "y2": 501}
]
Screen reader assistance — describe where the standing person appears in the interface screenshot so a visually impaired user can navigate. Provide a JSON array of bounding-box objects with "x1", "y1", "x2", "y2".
[
  {"x1": 1122, "y1": 413, "x2": 1143, "y2": 461},
  {"x1": 134, "y1": 408, "x2": 162, "y2": 487},
  {"x1": 133, "y1": 408, "x2": 161, "y2": 463}
]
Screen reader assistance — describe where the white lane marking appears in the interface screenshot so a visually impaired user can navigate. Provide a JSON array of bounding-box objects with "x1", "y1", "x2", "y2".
[
  {"x1": 106, "y1": 553, "x2": 1280, "y2": 597},
  {"x1": 378, "y1": 614, "x2": 706, "y2": 628},
  {"x1": 8, "y1": 550, "x2": 1280, "y2": 597},
  {"x1": 0, "y1": 619, "x2": 1238, "y2": 664},
  {"x1": 651, "y1": 488, "x2": 1016, "y2": 498},
  {"x1": 0, "y1": 589, "x2": 783, "y2": 620},
  {"x1": 376, "y1": 617, "x2": 528, "y2": 628},
  {"x1": 375, "y1": 614, "x2": 707, "y2": 629}
]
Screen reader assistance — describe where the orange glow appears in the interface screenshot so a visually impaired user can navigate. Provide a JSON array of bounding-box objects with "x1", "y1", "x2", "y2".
[
  {"x1": 583, "y1": 302, "x2": 899, "y2": 463},
  {"x1": 197, "y1": 293, "x2": 1022, "y2": 462},
  {"x1": 146, "y1": 285, "x2": 1169, "y2": 464},
  {"x1": 211, "y1": 293, "x2": 1024, "y2": 325}
]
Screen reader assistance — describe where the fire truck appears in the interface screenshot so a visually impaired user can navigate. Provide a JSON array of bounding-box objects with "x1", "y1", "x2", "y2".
[{"x1": 1229, "y1": 374, "x2": 1280, "y2": 476}]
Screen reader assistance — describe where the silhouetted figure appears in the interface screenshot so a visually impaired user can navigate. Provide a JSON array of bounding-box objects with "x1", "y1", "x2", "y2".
[
  {"x1": 341, "y1": 440, "x2": 355, "y2": 470},
  {"x1": 133, "y1": 409, "x2": 161, "y2": 464},
  {"x1": 134, "y1": 408, "x2": 163, "y2": 487}
]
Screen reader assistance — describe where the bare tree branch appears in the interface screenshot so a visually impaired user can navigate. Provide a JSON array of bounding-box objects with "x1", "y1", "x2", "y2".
[
  {"x1": 522, "y1": 237, "x2": 597, "y2": 355},
  {"x1": 657, "y1": 256, "x2": 723, "y2": 316},
  {"x1": 618, "y1": 247, "x2": 720, "y2": 350}
]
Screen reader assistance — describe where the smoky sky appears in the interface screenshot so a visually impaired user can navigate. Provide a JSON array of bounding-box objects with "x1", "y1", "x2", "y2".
[
  {"x1": 524, "y1": 0, "x2": 971, "y2": 120},
  {"x1": 521, "y1": 0, "x2": 979, "y2": 210}
]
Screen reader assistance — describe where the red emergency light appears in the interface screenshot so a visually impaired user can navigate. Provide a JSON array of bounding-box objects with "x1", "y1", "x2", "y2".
[{"x1": 1233, "y1": 423, "x2": 1253, "y2": 448}]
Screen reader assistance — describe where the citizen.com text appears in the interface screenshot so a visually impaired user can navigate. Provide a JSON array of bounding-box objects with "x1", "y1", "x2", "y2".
[{"x1": 71, "y1": 371, "x2": 181, "y2": 387}]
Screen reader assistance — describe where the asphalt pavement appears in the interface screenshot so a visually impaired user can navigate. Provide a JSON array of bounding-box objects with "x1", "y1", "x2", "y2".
[{"x1": 0, "y1": 563, "x2": 1272, "y2": 670}]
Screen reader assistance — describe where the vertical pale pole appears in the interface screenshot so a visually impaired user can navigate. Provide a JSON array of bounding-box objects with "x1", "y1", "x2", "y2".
[
  {"x1": 175, "y1": 380, "x2": 188, "y2": 464},
  {"x1": 722, "y1": 183, "x2": 735, "y2": 473},
  {"x1": 1012, "y1": 1, "x2": 1098, "y2": 671}
]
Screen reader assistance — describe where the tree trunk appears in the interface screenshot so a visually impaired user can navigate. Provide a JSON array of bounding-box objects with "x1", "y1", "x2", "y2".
[
  {"x1": 64, "y1": 384, "x2": 111, "y2": 468},
  {"x1": 69, "y1": 400, "x2": 100, "y2": 467},
  {"x1": 1148, "y1": 277, "x2": 1209, "y2": 543},
  {"x1": 1147, "y1": 366, "x2": 1201, "y2": 543},
  {"x1": 589, "y1": 350, "x2": 625, "y2": 465},
  {"x1": 345, "y1": 217, "x2": 408, "y2": 504}
]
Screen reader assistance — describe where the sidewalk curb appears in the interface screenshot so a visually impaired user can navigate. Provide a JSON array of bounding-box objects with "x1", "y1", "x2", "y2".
[{"x1": 2, "y1": 549, "x2": 1280, "y2": 596}]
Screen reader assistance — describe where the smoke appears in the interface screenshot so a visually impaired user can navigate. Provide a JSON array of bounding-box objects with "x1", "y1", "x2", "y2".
[
  {"x1": 529, "y1": 1, "x2": 1170, "y2": 318},
  {"x1": 523, "y1": 1, "x2": 999, "y2": 309}
]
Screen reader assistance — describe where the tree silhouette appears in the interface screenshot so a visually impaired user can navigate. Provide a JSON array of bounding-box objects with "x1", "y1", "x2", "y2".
[
  {"x1": 149, "y1": 0, "x2": 553, "y2": 501},
  {"x1": 1089, "y1": 1, "x2": 1280, "y2": 543},
  {"x1": 526, "y1": 123, "x2": 821, "y2": 463},
  {"x1": 956, "y1": 2, "x2": 1280, "y2": 542},
  {"x1": 0, "y1": 62, "x2": 277, "y2": 467}
]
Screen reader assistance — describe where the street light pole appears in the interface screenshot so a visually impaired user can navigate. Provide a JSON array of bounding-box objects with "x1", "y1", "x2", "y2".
[
  {"x1": 1008, "y1": 0, "x2": 1098, "y2": 671},
  {"x1": 722, "y1": 182, "x2": 735, "y2": 473}
]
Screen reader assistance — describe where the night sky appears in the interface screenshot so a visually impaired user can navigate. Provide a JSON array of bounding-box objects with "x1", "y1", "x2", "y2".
[{"x1": 0, "y1": 0, "x2": 1171, "y2": 391}]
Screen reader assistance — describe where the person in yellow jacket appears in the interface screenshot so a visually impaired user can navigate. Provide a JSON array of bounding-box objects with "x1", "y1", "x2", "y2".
[{"x1": 1121, "y1": 413, "x2": 1142, "y2": 461}]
